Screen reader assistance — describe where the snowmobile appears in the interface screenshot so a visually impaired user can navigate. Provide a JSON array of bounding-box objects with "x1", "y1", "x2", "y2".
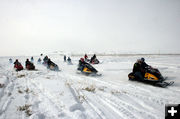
[
  {"x1": 14, "y1": 63, "x2": 23, "y2": 71},
  {"x1": 77, "y1": 63, "x2": 101, "y2": 76},
  {"x1": 90, "y1": 59, "x2": 100, "y2": 64},
  {"x1": 47, "y1": 63, "x2": 60, "y2": 71},
  {"x1": 26, "y1": 64, "x2": 35, "y2": 70},
  {"x1": 128, "y1": 67, "x2": 174, "y2": 88}
]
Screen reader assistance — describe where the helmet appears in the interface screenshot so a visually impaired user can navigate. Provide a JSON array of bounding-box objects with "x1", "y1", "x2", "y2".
[
  {"x1": 80, "y1": 58, "x2": 84, "y2": 62},
  {"x1": 141, "y1": 58, "x2": 145, "y2": 62}
]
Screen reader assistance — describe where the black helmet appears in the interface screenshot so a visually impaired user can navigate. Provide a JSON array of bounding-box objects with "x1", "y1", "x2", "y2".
[{"x1": 141, "y1": 58, "x2": 145, "y2": 62}]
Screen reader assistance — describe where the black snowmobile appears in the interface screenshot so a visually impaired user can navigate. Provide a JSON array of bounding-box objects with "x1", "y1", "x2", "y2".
[
  {"x1": 45, "y1": 58, "x2": 60, "y2": 71},
  {"x1": 25, "y1": 59, "x2": 36, "y2": 70},
  {"x1": 90, "y1": 55, "x2": 100, "y2": 64},
  {"x1": 128, "y1": 67, "x2": 174, "y2": 88},
  {"x1": 47, "y1": 59, "x2": 60, "y2": 71},
  {"x1": 91, "y1": 59, "x2": 100, "y2": 64},
  {"x1": 26, "y1": 63, "x2": 35, "y2": 70},
  {"x1": 47, "y1": 63, "x2": 60, "y2": 71},
  {"x1": 77, "y1": 63, "x2": 101, "y2": 76}
]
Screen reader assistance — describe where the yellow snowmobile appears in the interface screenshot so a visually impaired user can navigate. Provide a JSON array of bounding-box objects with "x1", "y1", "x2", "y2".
[
  {"x1": 77, "y1": 63, "x2": 101, "y2": 76},
  {"x1": 128, "y1": 67, "x2": 174, "y2": 87}
]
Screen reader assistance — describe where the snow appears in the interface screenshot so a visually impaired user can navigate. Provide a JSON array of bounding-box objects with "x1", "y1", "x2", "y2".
[{"x1": 0, "y1": 55, "x2": 180, "y2": 119}]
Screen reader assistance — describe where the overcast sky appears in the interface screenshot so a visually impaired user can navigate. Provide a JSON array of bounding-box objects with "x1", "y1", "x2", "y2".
[{"x1": 0, "y1": 0, "x2": 180, "y2": 56}]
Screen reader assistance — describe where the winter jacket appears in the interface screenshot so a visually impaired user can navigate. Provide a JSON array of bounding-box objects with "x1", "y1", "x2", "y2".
[{"x1": 14, "y1": 61, "x2": 23, "y2": 70}]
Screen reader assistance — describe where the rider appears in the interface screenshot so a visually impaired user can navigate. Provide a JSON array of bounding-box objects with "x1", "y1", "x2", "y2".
[
  {"x1": 31, "y1": 57, "x2": 34, "y2": 62},
  {"x1": 141, "y1": 58, "x2": 163, "y2": 79},
  {"x1": 90, "y1": 54, "x2": 96, "y2": 63},
  {"x1": 25, "y1": 59, "x2": 35, "y2": 70},
  {"x1": 132, "y1": 59, "x2": 144, "y2": 80},
  {"x1": 43, "y1": 56, "x2": 49, "y2": 64},
  {"x1": 78, "y1": 58, "x2": 88, "y2": 71},
  {"x1": 47, "y1": 58, "x2": 53, "y2": 67},
  {"x1": 140, "y1": 58, "x2": 149, "y2": 69},
  {"x1": 14, "y1": 59, "x2": 23, "y2": 71},
  {"x1": 25, "y1": 59, "x2": 31, "y2": 67},
  {"x1": 9, "y1": 58, "x2": 13, "y2": 63},
  {"x1": 64, "y1": 55, "x2": 66, "y2": 62},
  {"x1": 37, "y1": 58, "x2": 41, "y2": 63},
  {"x1": 84, "y1": 54, "x2": 88, "y2": 59},
  {"x1": 67, "y1": 57, "x2": 71, "y2": 63}
]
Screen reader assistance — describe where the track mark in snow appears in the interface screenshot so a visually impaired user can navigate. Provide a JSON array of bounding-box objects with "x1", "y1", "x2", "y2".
[
  {"x1": 66, "y1": 84, "x2": 88, "y2": 119},
  {"x1": 28, "y1": 79, "x2": 65, "y2": 118},
  {"x1": 68, "y1": 86, "x2": 85, "y2": 112},
  {"x1": 83, "y1": 92, "x2": 117, "y2": 119},
  {"x1": 0, "y1": 97, "x2": 14, "y2": 116},
  {"x1": 60, "y1": 73, "x2": 107, "y2": 119},
  {"x1": 98, "y1": 92, "x2": 157, "y2": 119},
  {"x1": 99, "y1": 97, "x2": 137, "y2": 119},
  {"x1": 126, "y1": 91, "x2": 171, "y2": 106},
  {"x1": 83, "y1": 99, "x2": 107, "y2": 119},
  {"x1": 0, "y1": 74, "x2": 16, "y2": 117}
]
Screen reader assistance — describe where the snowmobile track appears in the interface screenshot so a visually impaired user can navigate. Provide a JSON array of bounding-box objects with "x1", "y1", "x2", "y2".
[
  {"x1": 30, "y1": 80, "x2": 64, "y2": 113},
  {"x1": 0, "y1": 73, "x2": 16, "y2": 118},
  {"x1": 97, "y1": 91, "x2": 158, "y2": 119}
]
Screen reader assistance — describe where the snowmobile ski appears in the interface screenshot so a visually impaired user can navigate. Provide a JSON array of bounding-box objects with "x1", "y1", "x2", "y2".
[
  {"x1": 76, "y1": 71, "x2": 102, "y2": 77},
  {"x1": 88, "y1": 73, "x2": 102, "y2": 77},
  {"x1": 155, "y1": 81, "x2": 174, "y2": 88}
]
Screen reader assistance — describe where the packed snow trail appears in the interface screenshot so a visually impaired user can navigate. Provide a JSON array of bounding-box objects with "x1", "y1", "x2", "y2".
[{"x1": 0, "y1": 55, "x2": 180, "y2": 119}]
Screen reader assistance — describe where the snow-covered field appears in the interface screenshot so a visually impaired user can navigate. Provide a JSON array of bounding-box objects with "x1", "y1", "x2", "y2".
[{"x1": 0, "y1": 55, "x2": 180, "y2": 119}]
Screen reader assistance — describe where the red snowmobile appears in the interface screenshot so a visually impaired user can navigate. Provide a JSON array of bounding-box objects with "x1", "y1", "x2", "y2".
[{"x1": 14, "y1": 62, "x2": 23, "y2": 71}]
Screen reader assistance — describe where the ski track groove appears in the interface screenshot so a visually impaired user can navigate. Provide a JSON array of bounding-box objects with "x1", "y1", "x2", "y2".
[
  {"x1": 125, "y1": 91, "x2": 171, "y2": 106},
  {"x1": 73, "y1": 87, "x2": 107, "y2": 119},
  {"x1": 57, "y1": 73, "x2": 106, "y2": 119},
  {"x1": 0, "y1": 71, "x2": 16, "y2": 118},
  {"x1": 30, "y1": 79, "x2": 63, "y2": 113},
  {"x1": 22, "y1": 71, "x2": 66, "y2": 118},
  {"x1": 64, "y1": 74, "x2": 133, "y2": 119},
  {"x1": 98, "y1": 96, "x2": 137, "y2": 119},
  {"x1": 97, "y1": 91, "x2": 157, "y2": 119},
  {"x1": 77, "y1": 90, "x2": 107, "y2": 119},
  {"x1": 82, "y1": 91, "x2": 122, "y2": 119}
]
